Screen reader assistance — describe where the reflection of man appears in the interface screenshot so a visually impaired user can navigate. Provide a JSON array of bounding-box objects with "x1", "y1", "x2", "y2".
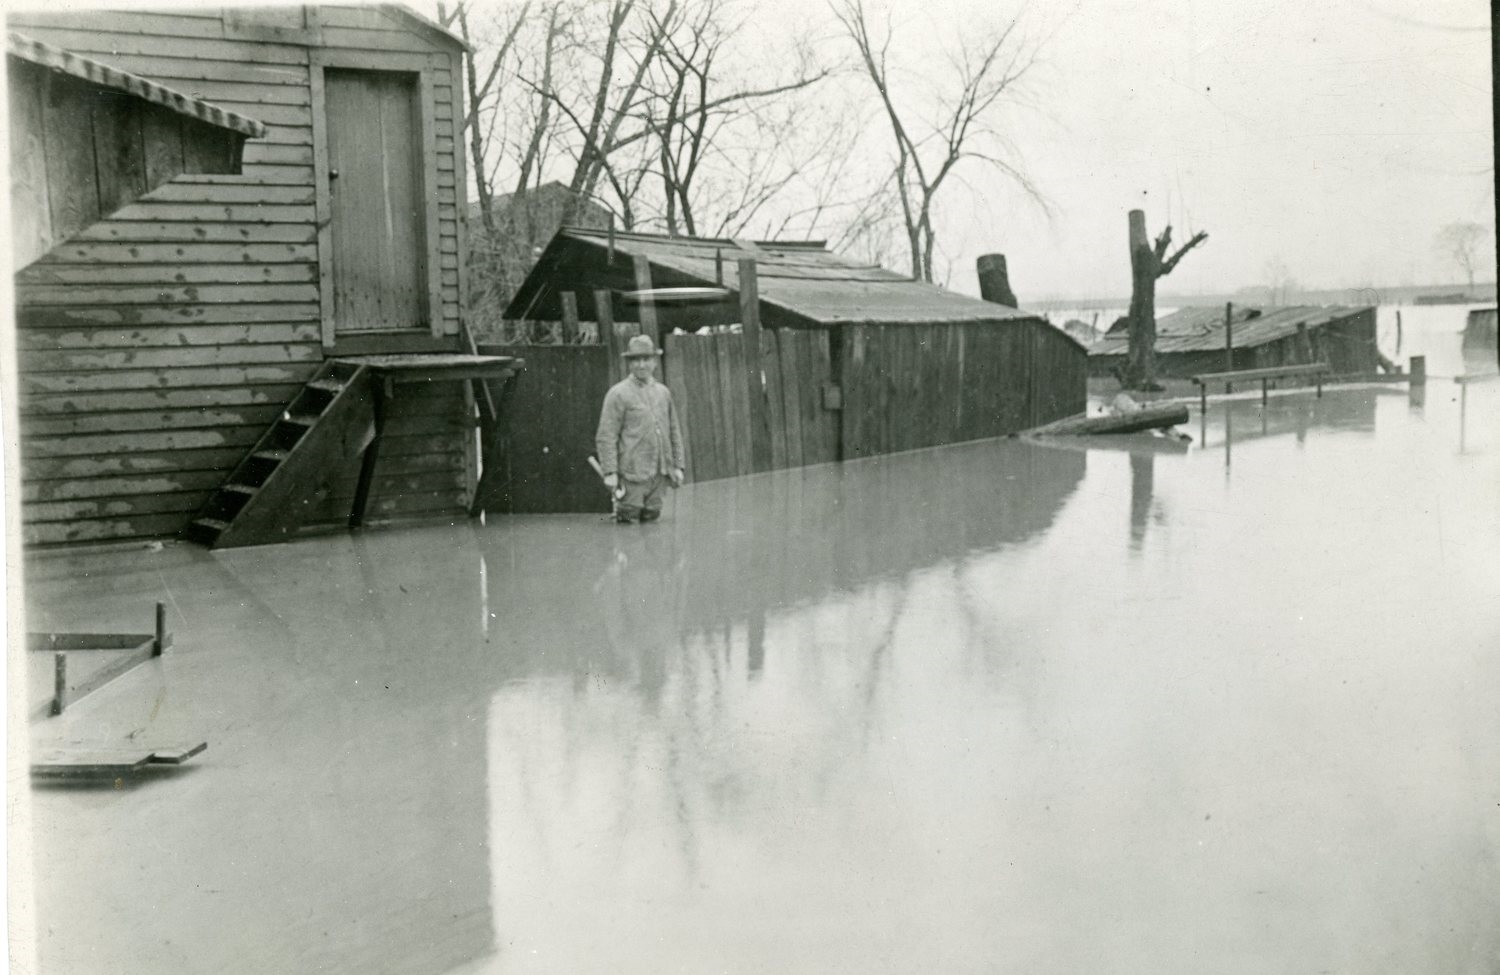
[{"x1": 595, "y1": 335, "x2": 685, "y2": 524}]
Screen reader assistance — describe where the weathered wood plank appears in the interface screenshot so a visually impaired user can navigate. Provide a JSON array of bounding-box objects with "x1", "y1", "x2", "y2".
[
  {"x1": 102, "y1": 202, "x2": 315, "y2": 223},
  {"x1": 20, "y1": 384, "x2": 305, "y2": 417},
  {"x1": 9, "y1": 10, "x2": 228, "y2": 38},
  {"x1": 763, "y1": 331, "x2": 787, "y2": 470},
  {"x1": 24, "y1": 513, "x2": 198, "y2": 546},
  {"x1": 139, "y1": 102, "x2": 186, "y2": 190},
  {"x1": 8, "y1": 61, "x2": 53, "y2": 268},
  {"x1": 45, "y1": 53, "x2": 308, "y2": 88},
  {"x1": 23, "y1": 404, "x2": 283, "y2": 439},
  {"x1": 21, "y1": 446, "x2": 253, "y2": 480},
  {"x1": 10, "y1": 27, "x2": 309, "y2": 65},
  {"x1": 42, "y1": 72, "x2": 101, "y2": 240},
  {"x1": 18, "y1": 303, "x2": 320, "y2": 327},
  {"x1": 22, "y1": 343, "x2": 322, "y2": 373},
  {"x1": 320, "y1": 25, "x2": 447, "y2": 53},
  {"x1": 38, "y1": 242, "x2": 317, "y2": 264},
  {"x1": 24, "y1": 470, "x2": 230, "y2": 503},
  {"x1": 20, "y1": 363, "x2": 315, "y2": 393},
  {"x1": 18, "y1": 283, "x2": 320, "y2": 306},
  {"x1": 174, "y1": 166, "x2": 314, "y2": 185},
  {"x1": 16, "y1": 322, "x2": 317, "y2": 350},
  {"x1": 23, "y1": 427, "x2": 265, "y2": 458},
  {"x1": 142, "y1": 183, "x2": 316, "y2": 205},
  {"x1": 18, "y1": 263, "x2": 317, "y2": 286},
  {"x1": 776, "y1": 330, "x2": 804, "y2": 469},
  {"x1": 25, "y1": 491, "x2": 215, "y2": 523},
  {"x1": 89, "y1": 92, "x2": 148, "y2": 218},
  {"x1": 242, "y1": 143, "x2": 315, "y2": 167},
  {"x1": 67, "y1": 220, "x2": 316, "y2": 244}
]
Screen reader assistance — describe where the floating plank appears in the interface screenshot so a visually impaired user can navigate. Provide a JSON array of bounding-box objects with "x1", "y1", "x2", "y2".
[
  {"x1": 31, "y1": 742, "x2": 206, "y2": 777},
  {"x1": 1026, "y1": 404, "x2": 1190, "y2": 436}
]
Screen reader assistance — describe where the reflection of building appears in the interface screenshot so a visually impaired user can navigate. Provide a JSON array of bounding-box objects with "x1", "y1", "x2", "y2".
[{"x1": 1090, "y1": 305, "x2": 1380, "y2": 378}]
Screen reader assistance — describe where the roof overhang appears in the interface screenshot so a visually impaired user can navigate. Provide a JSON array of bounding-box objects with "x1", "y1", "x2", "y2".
[{"x1": 7, "y1": 31, "x2": 268, "y2": 139}]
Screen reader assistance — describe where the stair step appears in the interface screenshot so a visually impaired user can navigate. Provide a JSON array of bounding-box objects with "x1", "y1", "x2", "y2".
[
  {"x1": 284, "y1": 413, "x2": 321, "y2": 426},
  {"x1": 192, "y1": 517, "x2": 229, "y2": 533},
  {"x1": 253, "y1": 449, "x2": 290, "y2": 462},
  {"x1": 222, "y1": 483, "x2": 257, "y2": 496},
  {"x1": 307, "y1": 378, "x2": 345, "y2": 392}
]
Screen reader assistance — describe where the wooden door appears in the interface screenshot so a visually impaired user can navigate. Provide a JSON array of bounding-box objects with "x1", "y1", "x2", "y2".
[{"x1": 324, "y1": 69, "x2": 427, "y2": 336}]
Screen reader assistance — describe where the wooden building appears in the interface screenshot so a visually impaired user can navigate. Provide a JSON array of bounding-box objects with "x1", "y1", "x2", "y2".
[
  {"x1": 1088, "y1": 304, "x2": 1381, "y2": 379},
  {"x1": 503, "y1": 228, "x2": 1087, "y2": 466},
  {"x1": 8, "y1": 5, "x2": 514, "y2": 547}
]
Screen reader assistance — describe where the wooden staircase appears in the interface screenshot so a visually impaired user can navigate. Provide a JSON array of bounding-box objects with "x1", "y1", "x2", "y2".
[{"x1": 186, "y1": 360, "x2": 375, "y2": 549}]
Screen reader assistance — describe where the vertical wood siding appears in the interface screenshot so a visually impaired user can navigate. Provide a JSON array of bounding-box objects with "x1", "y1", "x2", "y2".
[
  {"x1": 841, "y1": 320, "x2": 1086, "y2": 458},
  {"x1": 11, "y1": 7, "x2": 469, "y2": 545}
]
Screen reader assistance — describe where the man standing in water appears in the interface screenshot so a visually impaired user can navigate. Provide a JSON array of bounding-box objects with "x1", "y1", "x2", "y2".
[{"x1": 595, "y1": 334, "x2": 685, "y2": 523}]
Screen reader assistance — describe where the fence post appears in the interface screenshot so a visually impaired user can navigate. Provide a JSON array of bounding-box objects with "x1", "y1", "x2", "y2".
[
  {"x1": 1409, "y1": 355, "x2": 1426, "y2": 386},
  {"x1": 560, "y1": 291, "x2": 579, "y2": 344},
  {"x1": 596, "y1": 288, "x2": 622, "y2": 383},
  {"x1": 738, "y1": 258, "x2": 772, "y2": 472},
  {"x1": 1224, "y1": 302, "x2": 1233, "y2": 371},
  {"x1": 632, "y1": 254, "x2": 658, "y2": 349}
]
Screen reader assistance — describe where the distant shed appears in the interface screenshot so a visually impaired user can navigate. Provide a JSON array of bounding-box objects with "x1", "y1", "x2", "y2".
[
  {"x1": 9, "y1": 5, "x2": 485, "y2": 546},
  {"x1": 504, "y1": 228, "x2": 1087, "y2": 460},
  {"x1": 1088, "y1": 304, "x2": 1380, "y2": 378}
]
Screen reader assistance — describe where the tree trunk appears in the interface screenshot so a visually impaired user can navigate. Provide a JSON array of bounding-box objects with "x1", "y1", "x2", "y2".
[{"x1": 1123, "y1": 209, "x2": 1159, "y2": 390}]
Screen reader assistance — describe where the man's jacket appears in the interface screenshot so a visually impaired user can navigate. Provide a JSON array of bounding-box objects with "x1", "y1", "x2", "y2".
[{"x1": 595, "y1": 376, "x2": 685, "y2": 481}]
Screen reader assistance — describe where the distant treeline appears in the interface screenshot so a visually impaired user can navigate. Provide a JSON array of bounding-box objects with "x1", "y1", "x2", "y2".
[{"x1": 1034, "y1": 282, "x2": 1498, "y2": 312}]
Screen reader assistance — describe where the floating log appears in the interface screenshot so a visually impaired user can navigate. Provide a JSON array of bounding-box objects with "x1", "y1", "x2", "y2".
[{"x1": 1024, "y1": 403, "x2": 1189, "y2": 436}]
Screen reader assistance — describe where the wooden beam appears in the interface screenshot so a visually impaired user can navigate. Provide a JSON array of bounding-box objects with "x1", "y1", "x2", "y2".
[
  {"x1": 560, "y1": 291, "x2": 579, "y2": 344},
  {"x1": 738, "y1": 258, "x2": 771, "y2": 472},
  {"x1": 632, "y1": 255, "x2": 658, "y2": 347}
]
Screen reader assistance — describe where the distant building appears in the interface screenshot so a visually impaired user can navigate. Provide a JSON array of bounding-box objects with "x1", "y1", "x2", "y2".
[{"x1": 1089, "y1": 305, "x2": 1381, "y2": 378}]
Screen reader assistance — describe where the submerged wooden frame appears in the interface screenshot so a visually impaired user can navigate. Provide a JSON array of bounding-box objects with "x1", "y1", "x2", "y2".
[{"x1": 28, "y1": 602, "x2": 170, "y2": 717}]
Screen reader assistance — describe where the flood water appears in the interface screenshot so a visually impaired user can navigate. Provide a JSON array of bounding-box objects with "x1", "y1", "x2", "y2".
[{"x1": 13, "y1": 315, "x2": 1500, "y2": 974}]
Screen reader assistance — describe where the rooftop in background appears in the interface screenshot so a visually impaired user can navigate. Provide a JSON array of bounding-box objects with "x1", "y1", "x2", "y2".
[
  {"x1": 505, "y1": 227, "x2": 1055, "y2": 332},
  {"x1": 1093, "y1": 305, "x2": 1375, "y2": 354}
]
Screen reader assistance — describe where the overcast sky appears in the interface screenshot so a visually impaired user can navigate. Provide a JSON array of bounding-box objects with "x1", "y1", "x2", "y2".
[
  {"x1": 829, "y1": 0, "x2": 1496, "y2": 300},
  {"x1": 14, "y1": 0, "x2": 1496, "y2": 300}
]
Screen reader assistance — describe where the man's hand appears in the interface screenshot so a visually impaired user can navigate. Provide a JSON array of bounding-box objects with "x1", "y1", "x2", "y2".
[
  {"x1": 603, "y1": 473, "x2": 619, "y2": 490},
  {"x1": 670, "y1": 468, "x2": 685, "y2": 488}
]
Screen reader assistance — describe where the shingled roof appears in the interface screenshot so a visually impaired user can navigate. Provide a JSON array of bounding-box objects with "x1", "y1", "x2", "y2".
[
  {"x1": 1092, "y1": 304, "x2": 1374, "y2": 355},
  {"x1": 505, "y1": 227, "x2": 1049, "y2": 329}
]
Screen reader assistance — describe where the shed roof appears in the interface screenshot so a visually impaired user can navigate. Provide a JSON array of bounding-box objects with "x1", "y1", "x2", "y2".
[
  {"x1": 508, "y1": 227, "x2": 1056, "y2": 332},
  {"x1": 7, "y1": 31, "x2": 268, "y2": 139},
  {"x1": 1091, "y1": 304, "x2": 1373, "y2": 355}
]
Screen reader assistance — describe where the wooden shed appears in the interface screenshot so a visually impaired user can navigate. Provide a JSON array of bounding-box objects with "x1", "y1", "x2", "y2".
[
  {"x1": 1088, "y1": 304, "x2": 1381, "y2": 379},
  {"x1": 502, "y1": 228, "x2": 1088, "y2": 466},
  {"x1": 8, "y1": 5, "x2": 517, "y2": 547}
]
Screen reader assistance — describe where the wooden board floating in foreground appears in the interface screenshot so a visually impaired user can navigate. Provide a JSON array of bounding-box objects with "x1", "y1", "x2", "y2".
[{"x1": 30, "y1": 741, "x2": 207, "y2": 778}]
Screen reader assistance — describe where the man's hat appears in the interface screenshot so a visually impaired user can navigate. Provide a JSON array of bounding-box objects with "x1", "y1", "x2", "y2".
[{"x1": 622, "y1": 334, "x2": 663, "y2": 358}]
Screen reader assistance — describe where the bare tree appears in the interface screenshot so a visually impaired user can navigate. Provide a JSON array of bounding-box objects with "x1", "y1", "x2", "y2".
[
  {"x1": 831, "y1": 0, "x2": 1040, "y2": 282},
  {"x1": 1121, "y1": 209, "x2": 1208, "y2": 390},
  {"x1": 1435, "y1": 221, "x2": 1486, "y2": 292},
  {"x1": 636, "y1": 0, "x2": 831, "y2": 237},
  {"x1": 440, "y1": 0, "x2": 532, "y2": 235}
]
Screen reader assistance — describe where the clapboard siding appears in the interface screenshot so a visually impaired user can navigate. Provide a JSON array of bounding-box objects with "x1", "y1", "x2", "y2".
[{"x1": 13, "y1": 5, "x2": 470, "y2": 545}]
